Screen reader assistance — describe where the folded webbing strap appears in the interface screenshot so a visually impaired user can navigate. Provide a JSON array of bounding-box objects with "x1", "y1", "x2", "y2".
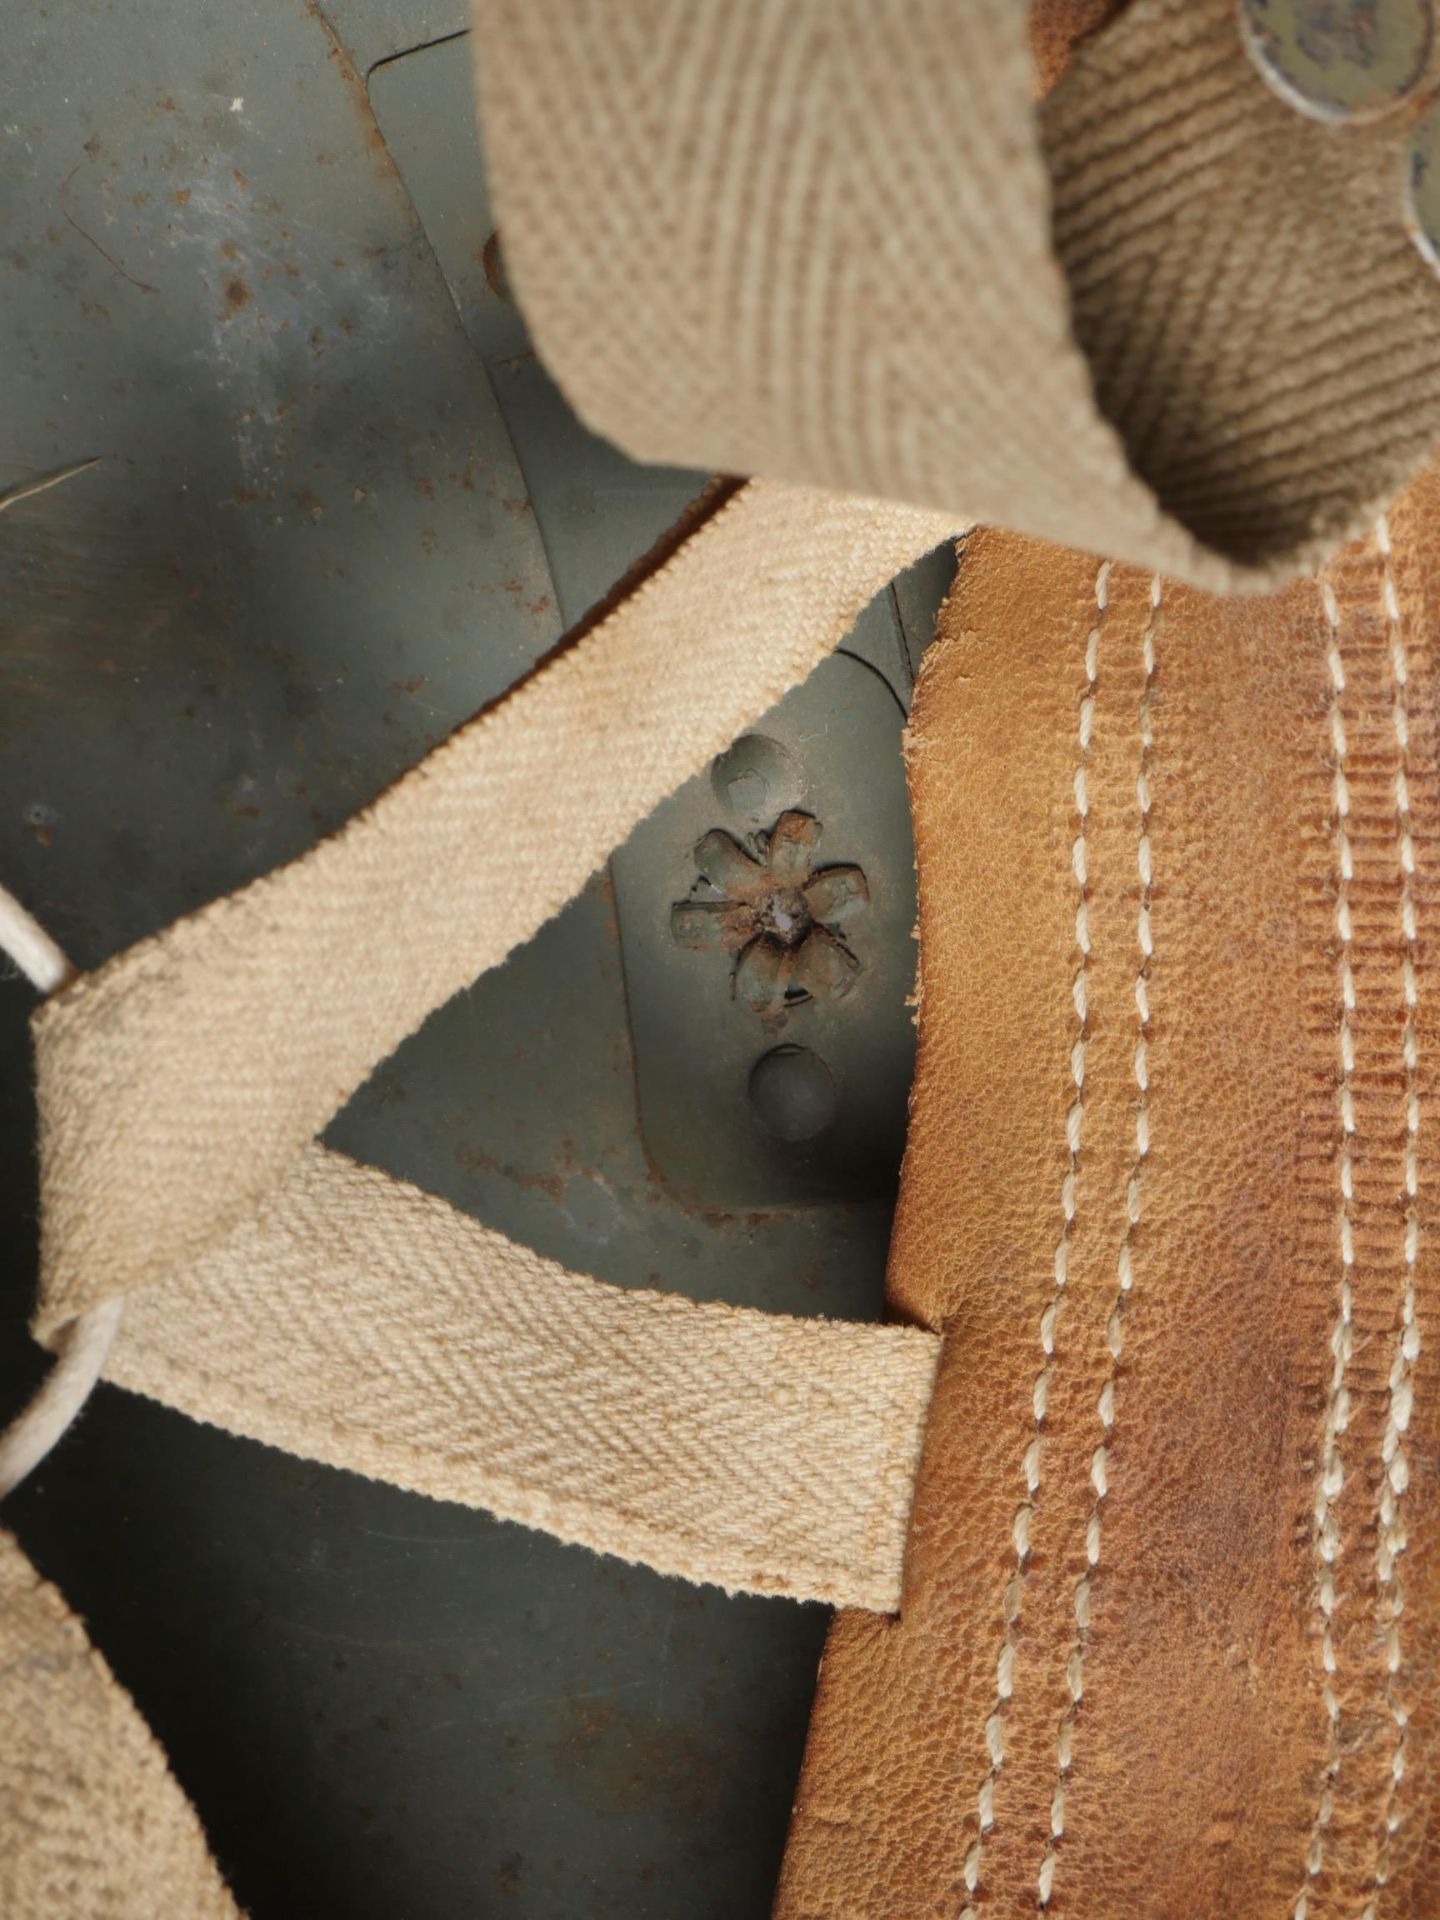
[
  {"x1": 14, "y1": 2, "x2": 1440, "y2": 1908},
  {"x1": 474, "y1": 0, "x2": 1440, "y2": 591},
  {"x1": 33, "y1": 481, "x2": 951, "y2": 1334},
  {"x1": 28, "y1": 479, "x2": 951, "y2": 1610},
  {"x1": 105, "y1": 1146, "x2": 939, "y2": 1610},
  {"x1": 29, "y1": 0, "x2": 1440, "y2": 1624}
]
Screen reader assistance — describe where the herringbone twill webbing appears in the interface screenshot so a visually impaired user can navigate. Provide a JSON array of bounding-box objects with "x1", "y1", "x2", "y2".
[
  {"x1": 5, "y1": 483, "x2": 951, "y2": 1920},
  {"x1": 1, "y1": 1531, "x2": 242, "y2": 1920},
  {"x1": 29, "y1": 480, "x2": 953, "y2": 1611},
  {"x1": 11, "y1": 2, "x2": 1440, "y2": 1914},
  {"x1": 473, "y1": 0, "x2": 1440, "y2": 592}
]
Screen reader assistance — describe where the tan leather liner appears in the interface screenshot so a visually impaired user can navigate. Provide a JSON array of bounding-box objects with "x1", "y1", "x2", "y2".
[
  {"x1": 776, "y1": 468, "x2": 1440, "y2": 1917},
  {"x1": 1029, "y1": 0, "x2": 1125, "y2": 92}
]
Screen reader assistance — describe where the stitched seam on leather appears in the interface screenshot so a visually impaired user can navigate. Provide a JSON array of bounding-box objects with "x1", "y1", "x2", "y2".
[
  {"x1": 1366, "y1": 515, "x2": 1422, "y2": 1920},
  {"x1": 1036, "y1": 574, "x2": 1161, "y2": 1910},
  {"x1": 1296, "y1": 577, "x2": 1356, "y2": 1920},
  {"x1": 960, "y1": 561, "x2": 1108, "y2": 1919}
]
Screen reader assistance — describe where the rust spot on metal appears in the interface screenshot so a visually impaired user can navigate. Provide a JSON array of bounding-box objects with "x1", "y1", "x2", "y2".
[
  {"x1": 23, "y1": 802, "x2": 58, "y2": 848},
  {"x1": 545, "y1": 1698, "x2": 719, "y2": 1824},
  {"x1": 480, "y1": 230, "x2": 512, "y2": 303},
  {"x1": 453, "y1": 1141, "x2": 563, "y2": 1199},
  {"x1": 671, "y1": 810, "x2": 868, "y2": 1017},
  {"x1": 495, "y1": 1854, "x2": 523, "y2": 1896},
  {"x1": 1239, "y1": 0, "x2": 1434, "y2": 122},
  {"x1": 225, "y1": 277, "x2": 251, "y2": 310},
  {"x1": 302, "y1": 0, "x2": 409, "y2": 193}
]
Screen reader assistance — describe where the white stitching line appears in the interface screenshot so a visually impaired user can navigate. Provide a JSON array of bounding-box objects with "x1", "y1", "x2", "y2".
[
  {"x1": 1364, "y1": 517, "x2": 1422, "y2": 1920},
  {"x1": 1296, "y1": 577, "x2": 1355, "y2": 1920},
  {"x1": 959, "y1": 562, "x2": 1107, "y2": 1920},
  {"x1": 1036, "y1": 575, "x2": 1160, "y2": 1910}
]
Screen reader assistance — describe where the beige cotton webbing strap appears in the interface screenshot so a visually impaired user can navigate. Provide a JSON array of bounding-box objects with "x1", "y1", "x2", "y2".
[
  {"x1": 0, "y1": 1531, "x2": 242, "y2": 1920},
  {"x1": 473, "y1": 0, "x2": 1440, "y2": 592},
  {"x1": 24, "y1": 0, "x2": 1440, "y2": 1620},
  {"x1": 102, "y1": 1147, "x2": 938, "y2": 1610},
  {"x1": 13, "y1": 3, "x2": 1440, "y2": 1907},
  {"x1": 32, "y1": 480, "x2": 951, "y2": 1334},
  {"x1": 26, "y1": 478, "x2": 951, "y2": 1611}
]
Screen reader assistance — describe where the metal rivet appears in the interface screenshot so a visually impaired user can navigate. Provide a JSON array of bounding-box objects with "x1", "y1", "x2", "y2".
[
  {"x1": 1239, "y1": 0, "x2": 1434, "y2": 124},
  {"x1": 748, "y1": 1045, "x2": 839, "y2": 1143},
  {"x1": 710, "y1": 733, "x2": 803, "y2": 828},
  {"x1": 1408, "y1": 92, "x2": 1440, "y2": 270}
]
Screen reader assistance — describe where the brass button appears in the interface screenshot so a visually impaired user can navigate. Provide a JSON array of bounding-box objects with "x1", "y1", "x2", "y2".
[{"x1": 1239, "y1": 0, "x2": 1434, "y2": 123}]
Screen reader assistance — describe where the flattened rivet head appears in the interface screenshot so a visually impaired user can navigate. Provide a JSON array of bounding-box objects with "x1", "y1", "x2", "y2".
[
  {"x1": 1408, "y1": 94, "x2": 1440, "y2": 271},
  {"x1": 748, "y1": 1045, "x2": 839, "y2": 1144},
  {"x1": 1239, "y1": 0, "x2": 1434, "y2": 124},
  {"x1": 710, "y1": 732, "x2": 803, "y2": 828}
]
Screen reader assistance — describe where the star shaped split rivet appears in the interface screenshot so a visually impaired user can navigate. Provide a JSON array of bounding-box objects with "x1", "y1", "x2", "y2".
[{"x1": 670, "y1": 810, "x2": 868, "y2": 1017}]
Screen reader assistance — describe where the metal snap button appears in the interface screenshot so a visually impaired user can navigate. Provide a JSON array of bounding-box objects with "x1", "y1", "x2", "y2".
[
  {"x1": 1239, "y1": 0, "x2": 1434, "y2": 124},
  {"x1": 1409, "y1": 92, "x2": 1440, "y2": 268}
]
